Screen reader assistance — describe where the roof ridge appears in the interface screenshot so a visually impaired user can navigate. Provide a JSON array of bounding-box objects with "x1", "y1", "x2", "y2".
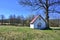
[{"x1": 30, "y1": 15, "x2": 46, "y2": 24}]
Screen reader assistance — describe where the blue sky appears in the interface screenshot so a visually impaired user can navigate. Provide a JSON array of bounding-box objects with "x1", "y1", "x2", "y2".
[
  {"x1": 0, "y1": 0, "x2": 60, "y2": 19},
  {"x1": 0, "y1": 0, "x2": 33, "y2": 18}
]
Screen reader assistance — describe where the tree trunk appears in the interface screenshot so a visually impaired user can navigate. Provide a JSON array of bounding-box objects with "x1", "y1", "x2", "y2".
[
  {"x1": 46, "y1": 12, "x2": 49, "y2": 29},
  {"x1": 45, "y1": 0, "x2": 49, "y2": 29}
]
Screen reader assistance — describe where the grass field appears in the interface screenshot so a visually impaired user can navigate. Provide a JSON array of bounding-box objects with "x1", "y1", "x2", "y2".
[{"x1": 0, "y1": 25, "x2": 60, "y2": 40}]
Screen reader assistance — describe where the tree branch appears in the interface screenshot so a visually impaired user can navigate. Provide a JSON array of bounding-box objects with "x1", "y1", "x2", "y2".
[
  {"x1": 38, "y1": 0, "x2": 46, "y2": 9},
  {"x1": 19, "y1": 0, "x2": 46, "y2": 10},
  {"x1": 49, "y1": 9, "x2": 60, "y2": 14},
  {"x1": 49, "y1": 1, "x2": 60, "y2": 7},
  {"x1": 19, "y1": 0, "x2": 33, "y2": 6}
]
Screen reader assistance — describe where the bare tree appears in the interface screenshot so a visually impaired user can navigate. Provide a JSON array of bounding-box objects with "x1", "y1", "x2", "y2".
[
  {"x1": 20, "y1": 15, "x2": 25, "y2": 26},
  {"x1": 25, "y1": 15, "x2": 35, "y2": 26},
  {"x1": 9, "y1": 15, "x2": 16, "y2": 25},
  {"x1": 0, "y1": 15, "x2": 5, "y2": 25},
  {"x1": 19, "y1": 0, "x2": 60, "y2": 29},
  {"x1": 16, "y1": 16, "x2": 21, "y2": 24}
]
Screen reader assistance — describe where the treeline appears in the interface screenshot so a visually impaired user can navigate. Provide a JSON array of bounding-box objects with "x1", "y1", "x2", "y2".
[
  {"x1": 0, "y1": 14, "x2": 60, "y2": 27},
  {"x1": 0, "y1": 14, "x2": 35, "y2": 26},
  {"x1": 49, "y1": 19, "x2": 60, "y2": 27}
]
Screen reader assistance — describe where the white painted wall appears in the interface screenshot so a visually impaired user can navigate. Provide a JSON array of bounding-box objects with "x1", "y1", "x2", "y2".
[{"x1": 30, "y1": 24, "x2": 34, "y2": 28}]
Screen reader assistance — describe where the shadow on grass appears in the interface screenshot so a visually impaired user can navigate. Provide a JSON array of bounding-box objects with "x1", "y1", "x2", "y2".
[
  {"x1": 46, "y1": 28, "x2": 60, "y2": 30},
  {"x1": 52, "y1": 29, "x2": 60, "y2": 30},
  {"x1": 36, "y1": 27, "x2": 60, "y2": 30},
  {"x1": 35, "y1": 27, "x2": 52, "y2": 30},
  {"x1": 45, "y1": 27, "x2": 60, "y2": 30}
]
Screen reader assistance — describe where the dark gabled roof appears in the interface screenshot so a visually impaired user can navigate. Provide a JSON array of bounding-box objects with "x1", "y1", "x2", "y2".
[{"x1": 30, "y1": 15, "x2": 46, "y2": 24}]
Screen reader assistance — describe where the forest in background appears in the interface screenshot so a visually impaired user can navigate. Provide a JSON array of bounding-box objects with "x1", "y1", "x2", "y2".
[{"x1": 0, "y1": 14, "x2": 60, "y2": 27}]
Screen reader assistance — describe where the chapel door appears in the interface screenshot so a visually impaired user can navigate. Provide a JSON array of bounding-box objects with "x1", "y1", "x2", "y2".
[{"x1": 37, "y1": 22, "x2": 41, "y2": 29}]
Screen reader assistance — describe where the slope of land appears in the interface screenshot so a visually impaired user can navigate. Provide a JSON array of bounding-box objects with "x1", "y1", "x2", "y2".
[{"x1": 0, "y1": 25, "x2": 60, "y2": 40}]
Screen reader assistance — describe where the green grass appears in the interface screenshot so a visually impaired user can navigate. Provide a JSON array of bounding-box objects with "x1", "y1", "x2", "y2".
[{"x1": 0, "y1": 25, "x2": 60, "y2": 40}]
